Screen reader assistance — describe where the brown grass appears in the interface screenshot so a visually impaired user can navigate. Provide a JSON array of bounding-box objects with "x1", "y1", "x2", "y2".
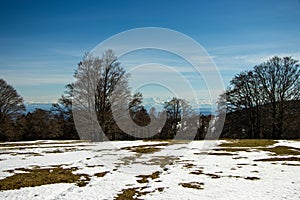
[
  {"x1": 179, "y1": 182, "x2": 204, "y2": 190},
  {"x1": 0, "y1": 167, "x2": 90, "y2": 191},
  {"x1": 136, "y1": 171, "x2": 160, "y2": 183},
  {"x1": 94, "y1": 171, "x2": 109, "y2": 177},
  {"x1": 146, "y1": 156, "x2": 178, "y2": 168},
  {"x1": 115, "y1": 186, "x2": 148, "y2": 200},
  {"x1": 121, "y1": 143, "x2": 169, "y2": 154},
  {"x1": 260, "y1": 146, "x2": 300, "y2": 156},
  {"x1": 219, "y1": 140, "x2": 277, "y2": 148},
  {"x1": 254, "y1": 157, "x2": 300, "y2": 162},
  {"x1": 0, "y1": 140, "x2": 88, "y2": 148},
  {"x1": 183, "y1": 163, "x2": 195, "y2": 169}
]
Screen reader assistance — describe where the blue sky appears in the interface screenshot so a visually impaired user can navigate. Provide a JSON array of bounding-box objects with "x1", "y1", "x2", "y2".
[{"x1": 0, "y1": 0, "x2": 300, "y2": 103}]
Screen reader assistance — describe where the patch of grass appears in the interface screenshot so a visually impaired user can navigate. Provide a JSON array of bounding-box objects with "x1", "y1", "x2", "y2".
[
  {"x1": 194, "y1": 151, "x2": 237, "y2": 156},
  {"x1": 179, "y1": 182, "x2": 204, "y2": 190},
  {"x1": 237, "y1": 163, "x2": 249, "y2": 166},
  {"x1": 254, "y1": 157, "x2": 300, "y2": 162},
  {"x1": 115, "y1": 186, "x2": 148, "y2": 200},
  {"x1": 121, "y1": 143, "x2": 169, "y2": 154},
  {"x1": 281, "y1": 163, "x2": 300, "y2": 166},
  {"x1": 134, "y1": 147, "x2": 161, "y2": 154},
  {"x1": 119, "y1": 156, "x2": 137, "y2": 166},
  {"x1": 42, "y1": 149, "x2": 64, "y2": 154},
  {"x1": 244, "y1": 176, "x2": 260, "y2": 180},
  {"x1": 204, "y1": 173, "x2": 221, "y2": 179},
  {"x1": 0, "y1": 167, "x2": 90, "y2": 191},
  {"x1": 232, "y1": 156, "x2": 248, "y2": 159},
  {"x1": 0, "y1": 145, "x2": 92, "y2": 151},
  {"x1": 115, "y1": 186, "x2": 166, "y2": 200},
  {"x1": 94, "y1": 171, "x2": 109, "y2": 177},
  {"x1": 190, "y1": 171, "x2": 221, "y2": 179},
  {"x1": 146, "y1": 156, "x2": 179, "y2": 168},
  {"x1": 183, "y1": 163, "x2": 195, "y2": 169},
  {"x1": 142, "y1": 139, "x2": 189, "y2": 144},
  {"x1": 189, "y1": 169, "x2": 203, "y2": 175},
  {"x1": 219, "y1": 140, "x2": 277, "y2": 148},
  {"x1": 209, "y1": 152, "x2": 238, "y2": 156},
  {"x1": 8, "y1": 152, "x2": 43, "y2": 157},
  {"x1": 156, "y1": 187, "x2": 165, "y2": 192},
  {"x1": 227, "y1": 175, "x2": 260, "y2": 180},
  {"x1": 136, "y1": 171, "x2": 160, "y2": 183},
  {"x1": 260, "y1": 146, "x2": 300, "y2": 156},
  {"x1": 190, "y1": 169, "x2": 259, "y2": 180},
  {"x1": 213, "y1": 148, "x2": 251, "y2": 152},
  {"x1": 0, "y1": 140, "x2": 88, "y2": 148}
]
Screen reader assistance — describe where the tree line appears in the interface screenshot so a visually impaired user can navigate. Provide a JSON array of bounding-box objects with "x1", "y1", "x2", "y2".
[
  {"x1": 220, "y1": 56, "x2": 300, "y2": 139},
  {"x1": 0, "y1": 50, "x2": 299, "y2": 141}
]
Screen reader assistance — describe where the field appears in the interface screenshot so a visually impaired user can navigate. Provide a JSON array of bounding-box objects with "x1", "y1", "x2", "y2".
[{"x1": 0, "y1": 139, "x2": 299, "y2": 200}]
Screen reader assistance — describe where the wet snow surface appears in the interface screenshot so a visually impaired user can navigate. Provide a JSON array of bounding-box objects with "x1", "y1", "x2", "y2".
[{"x1": 0, "y1": 140, "x2": 299, "y2": 199}]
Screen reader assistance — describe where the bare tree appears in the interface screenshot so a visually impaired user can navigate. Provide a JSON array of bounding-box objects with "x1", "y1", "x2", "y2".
[
  {"x1": 71, "y1": 50, "x2": 142, "y2": 141},
  {"x1": 254, "y1": 56, "x2": 300, "y2": 138},
  {"x1": 0, "y1": 79, "x2": 25, "y2": 119},
  {"x1": 0, "y1": 79, "x2": 25, "y2": 141},
  {"x1": 225, "y1": 71, "x2": 264, "y2": 138},
  {"x1": 223, "y1": 56, "x2": 300, "y2": 139},
  {"x1": 162, "y1": 97, "x2": 195, "y2": 139}
]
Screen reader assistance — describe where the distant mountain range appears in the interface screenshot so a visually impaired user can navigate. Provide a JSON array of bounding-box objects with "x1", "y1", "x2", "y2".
[
  {"x1": 25, "y1": 103, "x2": 54, "y2": 113},
  {"x1": 25, "y1": 98, "x2": 215, "y2": 115},
  {"x1": 142, "y1": 97, "x2": 215, "y2": 115}
]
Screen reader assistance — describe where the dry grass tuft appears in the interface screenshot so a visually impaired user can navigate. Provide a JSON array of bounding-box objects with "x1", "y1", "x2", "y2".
[
  {"x1": 219, "y1": 140, "x2": 277, "y2": 148},
  {"x1": 260, "y1": 146, "x2": 300, "y2": 156},
  {"x1": 254, "y1": 157, "x2": 300, "y2": 162},
  {"x1": 136, "y1": 171, "x2": 160, "y2": 183},
  {"x1": 94, "y1": 171, "x2": 109, "y2": 177},
  {"x1": 0, "y1": 166, "x2": 90, "y2": 191},
  {"x1": 121, "y1": 143, "x2": 169, "y2": 154},
  {"x1": 179, "y1": 182, "x2": 204, "y2": 190},
  {"x1": 115, "y1": 186, "x2": 148, "y2": 200}
]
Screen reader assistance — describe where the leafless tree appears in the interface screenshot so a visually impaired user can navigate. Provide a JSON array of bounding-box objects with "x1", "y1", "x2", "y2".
[
  {"x1": 0, "y1": 79, "x2": 25, "y2": 119},
  {"x1": 223, "y1": 56, "x2": 299, "y2": 139},
  {"x1": 254, "y1": 56, "x2": 300, "y2": 138},
  {"x1": 0, "y1": 79, "x2": 25, "y2": 141},
  {"x1": 72, "y1": 50, "x2": 142, "y2": 141}
]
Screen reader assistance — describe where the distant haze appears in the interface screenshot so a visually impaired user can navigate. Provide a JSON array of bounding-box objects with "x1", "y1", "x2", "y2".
[{"x1": 25, "y1": 98, "x2": 214, "y2": 115}]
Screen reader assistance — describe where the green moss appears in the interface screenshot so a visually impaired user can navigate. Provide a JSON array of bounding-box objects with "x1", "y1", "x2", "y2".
[{"x1": 0, "y1": 167, "x2": 90, "y2": 191}]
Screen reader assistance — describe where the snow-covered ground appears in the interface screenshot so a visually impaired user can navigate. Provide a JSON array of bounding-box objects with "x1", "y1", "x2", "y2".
[{"x1": 0, "y1": 140, "x2": 299, "y2": 200}]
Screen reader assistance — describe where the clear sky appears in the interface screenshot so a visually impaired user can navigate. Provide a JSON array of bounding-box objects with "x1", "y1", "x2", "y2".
[{"x1": 0, "y1": 0, "x2": 300, "y2": 103}]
